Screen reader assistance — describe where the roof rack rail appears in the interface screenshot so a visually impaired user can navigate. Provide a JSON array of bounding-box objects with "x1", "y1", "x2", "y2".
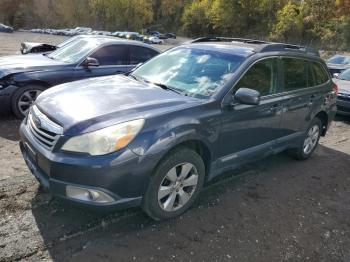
[
  {"x1": 258, "y1": 43, "x2": 320, "y2": 57},
  {"x1": 189, "y1": 36, "x2": 320, "y2": 57},
  {"x1": 190, "y1": 37, "x2": 269, "y2": 45}
]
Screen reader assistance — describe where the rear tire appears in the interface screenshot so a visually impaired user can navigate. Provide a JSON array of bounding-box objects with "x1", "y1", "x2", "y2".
[
  {"x1": 142, "y1": 147, "x2": 205, "y2": 220},
  {"x1": 12, "y1": 85, "x2": 45, "y2": 119},
  {"x1": 288, "y1": 117, "x2": 322, "y2": 160}
]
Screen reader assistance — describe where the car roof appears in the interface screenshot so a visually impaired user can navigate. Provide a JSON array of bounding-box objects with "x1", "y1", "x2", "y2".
[
  {"x1": 75, "y1": 36, "x2": 160, "y2": 52},
  {"x1": 184, "y1": 37, "x2": 320, "y2": 58}
]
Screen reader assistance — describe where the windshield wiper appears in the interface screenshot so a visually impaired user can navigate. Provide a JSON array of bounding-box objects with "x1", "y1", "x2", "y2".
[
  {"x1": 129, "y1": 75, "x2": 188, "y2": 96},
  {"x1": 150, "y1": 82, "x2": 187, "y2": 96}
]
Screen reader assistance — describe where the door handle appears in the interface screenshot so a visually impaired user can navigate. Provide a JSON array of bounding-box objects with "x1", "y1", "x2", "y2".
[{"x1": 270, "y1": 104, "x2": 281, "y2": 113}]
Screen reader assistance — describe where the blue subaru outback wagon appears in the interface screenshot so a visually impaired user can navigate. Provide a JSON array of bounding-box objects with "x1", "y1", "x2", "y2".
[{"x1": 20, "y1": 37, "x2": 337, "y2": 220}]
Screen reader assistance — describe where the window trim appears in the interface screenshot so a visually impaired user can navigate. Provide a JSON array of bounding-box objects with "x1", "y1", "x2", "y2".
[
  {"x1": 278, "y1": 56, "x2": 331, "y2": 96},
  {"x1": 222, "y1": 55, "x2": 331, "y2": 106}
]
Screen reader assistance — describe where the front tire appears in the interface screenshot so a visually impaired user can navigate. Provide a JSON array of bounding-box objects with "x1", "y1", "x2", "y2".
[
  {"x1": 142, "y1": 147, "x2": 205, "y2": 220},
  {"x1": 11, "y1": 85, "x2": 45, "y2": 118},
  {"x1": 288, "y1": 117, "x2": 322, "y2": 160}
]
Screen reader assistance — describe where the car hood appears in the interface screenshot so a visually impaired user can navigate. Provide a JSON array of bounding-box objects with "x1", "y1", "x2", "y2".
[
  {"x1": 35, "y1": 75, "x2": 202, "y2": 135},
  {"x1": 0, "y1": 54, "x2": 66, "y2": 78},
  {"x1": 334, "y1": 78, "x2": 350, "y2": 94}
]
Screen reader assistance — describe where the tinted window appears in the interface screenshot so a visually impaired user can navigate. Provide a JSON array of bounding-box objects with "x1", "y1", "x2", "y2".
[
  {"x1": 312, "y1": 62, "x2": 329, "y2": 85},
  {"x1": 90, "y1": 45, "x2": 127, "y2": 65},
  {"x1": 307, "y1": 63, "x2": 316, "y2": 87},
  {"x1": 282, "y1": 58, "x2": 308, "y2": 91},
  {"x1": 129, "y1": 46, "x2": 158, "y2": 64},
  {"x1": 235, "y1": 58, "x2": 278, "y2": 96}
]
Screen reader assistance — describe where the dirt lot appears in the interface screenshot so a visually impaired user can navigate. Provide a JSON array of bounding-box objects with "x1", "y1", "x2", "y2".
[{"x1": 0, "y1": 32, "x2": 350, "y2": 262}]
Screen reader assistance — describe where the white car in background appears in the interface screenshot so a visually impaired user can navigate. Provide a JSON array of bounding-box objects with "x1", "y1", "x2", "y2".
[{"x1": 148, "y1": 36, "x2": 164, "y2": 44}]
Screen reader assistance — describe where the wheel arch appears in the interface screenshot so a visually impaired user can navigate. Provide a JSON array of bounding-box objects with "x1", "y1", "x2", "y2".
[
  {"x1": 152, "y1": 139, "x2": 212, "y2": 182},
  {"x1": 314, "y1": 111, "x2": 328, "y2": 136}
]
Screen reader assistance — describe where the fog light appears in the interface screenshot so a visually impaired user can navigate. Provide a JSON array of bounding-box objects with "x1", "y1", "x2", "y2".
[{"x1": 66, "y1": 185, "x2": 115, "y2": 204}]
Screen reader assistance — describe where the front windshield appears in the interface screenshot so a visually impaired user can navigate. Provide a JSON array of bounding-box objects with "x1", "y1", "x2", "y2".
[
  {"x1": 47, "y1": 39, "x2": 98, "y2": 63},
  {"x1": 131, "y1": 47, "x2": 245, "y2": 97},
  {"x1": 57, "y1": 36, "x2": 80, "y2": 48},
  {"x1": 327, "y1": 55, "x2": 350, "y2": 65},
  {"x1": 339, "y1": 68, "x2": 350, "y2": 81}
]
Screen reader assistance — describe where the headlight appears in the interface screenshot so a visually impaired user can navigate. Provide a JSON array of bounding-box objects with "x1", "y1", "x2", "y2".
[{"x1": 61, "y1": 119, "x2": 145, "y2": 155}]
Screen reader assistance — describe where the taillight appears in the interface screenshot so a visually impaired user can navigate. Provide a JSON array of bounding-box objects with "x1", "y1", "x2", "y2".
[{"x1": 332, "y1": 83, "x2": 338, "y2": 95}]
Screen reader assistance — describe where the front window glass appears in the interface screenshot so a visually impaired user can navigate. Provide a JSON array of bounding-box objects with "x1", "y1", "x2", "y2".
[
  {"x1": 339, "y1": 68, "x2": 350, "y2": 81},
  {"x1": 131, "y1": 47, "x2": 245, "y2": 97},
  {"x1": 47, "y1": 39, "x2": 98, "y2": 63},
  {"x1": 327, "y1": 55, "x2": 350, "y2": 65},
  {"x1": 234, "y1": 58, "x2": 278, "y2": 96}
]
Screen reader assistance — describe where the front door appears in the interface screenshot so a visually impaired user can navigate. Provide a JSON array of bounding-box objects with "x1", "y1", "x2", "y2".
[
  {"x1": 74, "y1": 44, "x2": 128, "y2": 80},
  {"x1": 219, "y1": 58, "x2": 284, "y2": 169}
]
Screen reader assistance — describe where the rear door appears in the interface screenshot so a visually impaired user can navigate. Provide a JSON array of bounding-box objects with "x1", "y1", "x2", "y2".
[
  {"x1": 219, "y1": 57, "x2": 284, "y2": 169},
  {"x1": 278, "y1": 57, "x2": 330, "y2": 144}
]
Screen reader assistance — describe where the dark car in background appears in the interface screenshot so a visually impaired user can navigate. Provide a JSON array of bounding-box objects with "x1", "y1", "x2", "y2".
[
  {"x1": 0, "y1": 23, "x2": 13, "y2": 33},
  {"x1": 19, "y1": 37, "x2": 337, "y2": 220},
  {"x1": 326, "y1": 54, "x2": 350, "y2": 75},
  {"x1": 333, "y1": 68, "x2": 350, "y2": 116},
  {"x1": 0, "y1": 37, "x2": 159, "y2": 118}
]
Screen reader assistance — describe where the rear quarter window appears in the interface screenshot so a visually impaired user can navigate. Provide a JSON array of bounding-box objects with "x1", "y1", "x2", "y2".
[{"x1": 311, "y1": 62, "x2": 329, "y2": 86}]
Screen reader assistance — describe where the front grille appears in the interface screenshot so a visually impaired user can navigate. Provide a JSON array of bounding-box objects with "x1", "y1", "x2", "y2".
[{"x1": 27, "y1": 106, "x2": 63, "y2": 150}]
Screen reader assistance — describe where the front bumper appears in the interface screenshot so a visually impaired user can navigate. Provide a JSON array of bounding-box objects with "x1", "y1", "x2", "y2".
[
  {"x1": 19, "y1": 121, "x2": 158, "y2": 210},
  {"x1": 336, "y1": 97, "x2": 350, "y2": 116}
]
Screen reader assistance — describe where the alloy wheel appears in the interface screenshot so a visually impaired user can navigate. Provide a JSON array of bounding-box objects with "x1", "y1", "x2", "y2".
[
  {"x1": 158, "y1": 162, "x2": 199, "y2": 212},
  {"x1": 18, "y1": 90, "x2": 42, "y2": 116},
  {"x1": 303, "y1": 124, "x2": 320, "y2": 155}
]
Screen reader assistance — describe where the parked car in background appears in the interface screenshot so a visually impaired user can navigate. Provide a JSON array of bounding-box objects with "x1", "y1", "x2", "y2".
[
  {"x1": 148, "y1": 36, "x2": 164, "y2": 44},
  {"x1": 0, "y1": 37, "x2": 160, "y2": 118},
  {"x1": 326, "y1": 55, "x2": 350, "y2": 75},
  {"x1": 333, "y1": 68, "x2": 350, "y2": 116},
  {"x1": 164, "y1": 33, "x2": 176, "y2": 39},
  {"x1": 0, "y1": 23, "x2": 13, "y2": 33},
  {"x1": 19, "y1": 37, "x2": 336, "y2": 220}
]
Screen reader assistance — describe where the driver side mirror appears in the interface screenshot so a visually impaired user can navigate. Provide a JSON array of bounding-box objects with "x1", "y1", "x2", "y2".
[
  {"x1": 83, "y1": 57, "x2": 99, "y2": 67},
  {"x1": 333, "y1": 73, "x2": 339, "y2": 79},
  {"x1": 234, "y1": 87, "x2": 261, "y2": 105}
]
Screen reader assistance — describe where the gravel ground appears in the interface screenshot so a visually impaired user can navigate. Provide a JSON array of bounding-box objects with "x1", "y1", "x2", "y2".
[{"x1": 0, "y1": 32, "x2": 350, "y2": 262}]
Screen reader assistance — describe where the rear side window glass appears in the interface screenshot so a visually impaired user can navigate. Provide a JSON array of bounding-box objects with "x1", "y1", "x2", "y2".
[
  {"x1": 235, "y1": 58, "x2": 278, "y2": 96},
  {"x1": 282, "y1": 58, "x2": 308, "y2": 91},
  {"x1": 312, "y1": 62, "x2": 329, "y2": 85},
  {"x1": 307, "y1": 63, "x2": 316, "y2": 87},
  {"x1": 129, "y1": 46, "x2": 158, "y2": 65}
]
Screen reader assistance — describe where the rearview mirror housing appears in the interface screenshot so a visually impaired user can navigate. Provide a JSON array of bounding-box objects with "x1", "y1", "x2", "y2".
[
  {"x1": 83, "y1": 57, "x2": 99, "y2": 67},
  {"x1": 234, "y1": 87, "x2": 261, "y2": 105}
]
